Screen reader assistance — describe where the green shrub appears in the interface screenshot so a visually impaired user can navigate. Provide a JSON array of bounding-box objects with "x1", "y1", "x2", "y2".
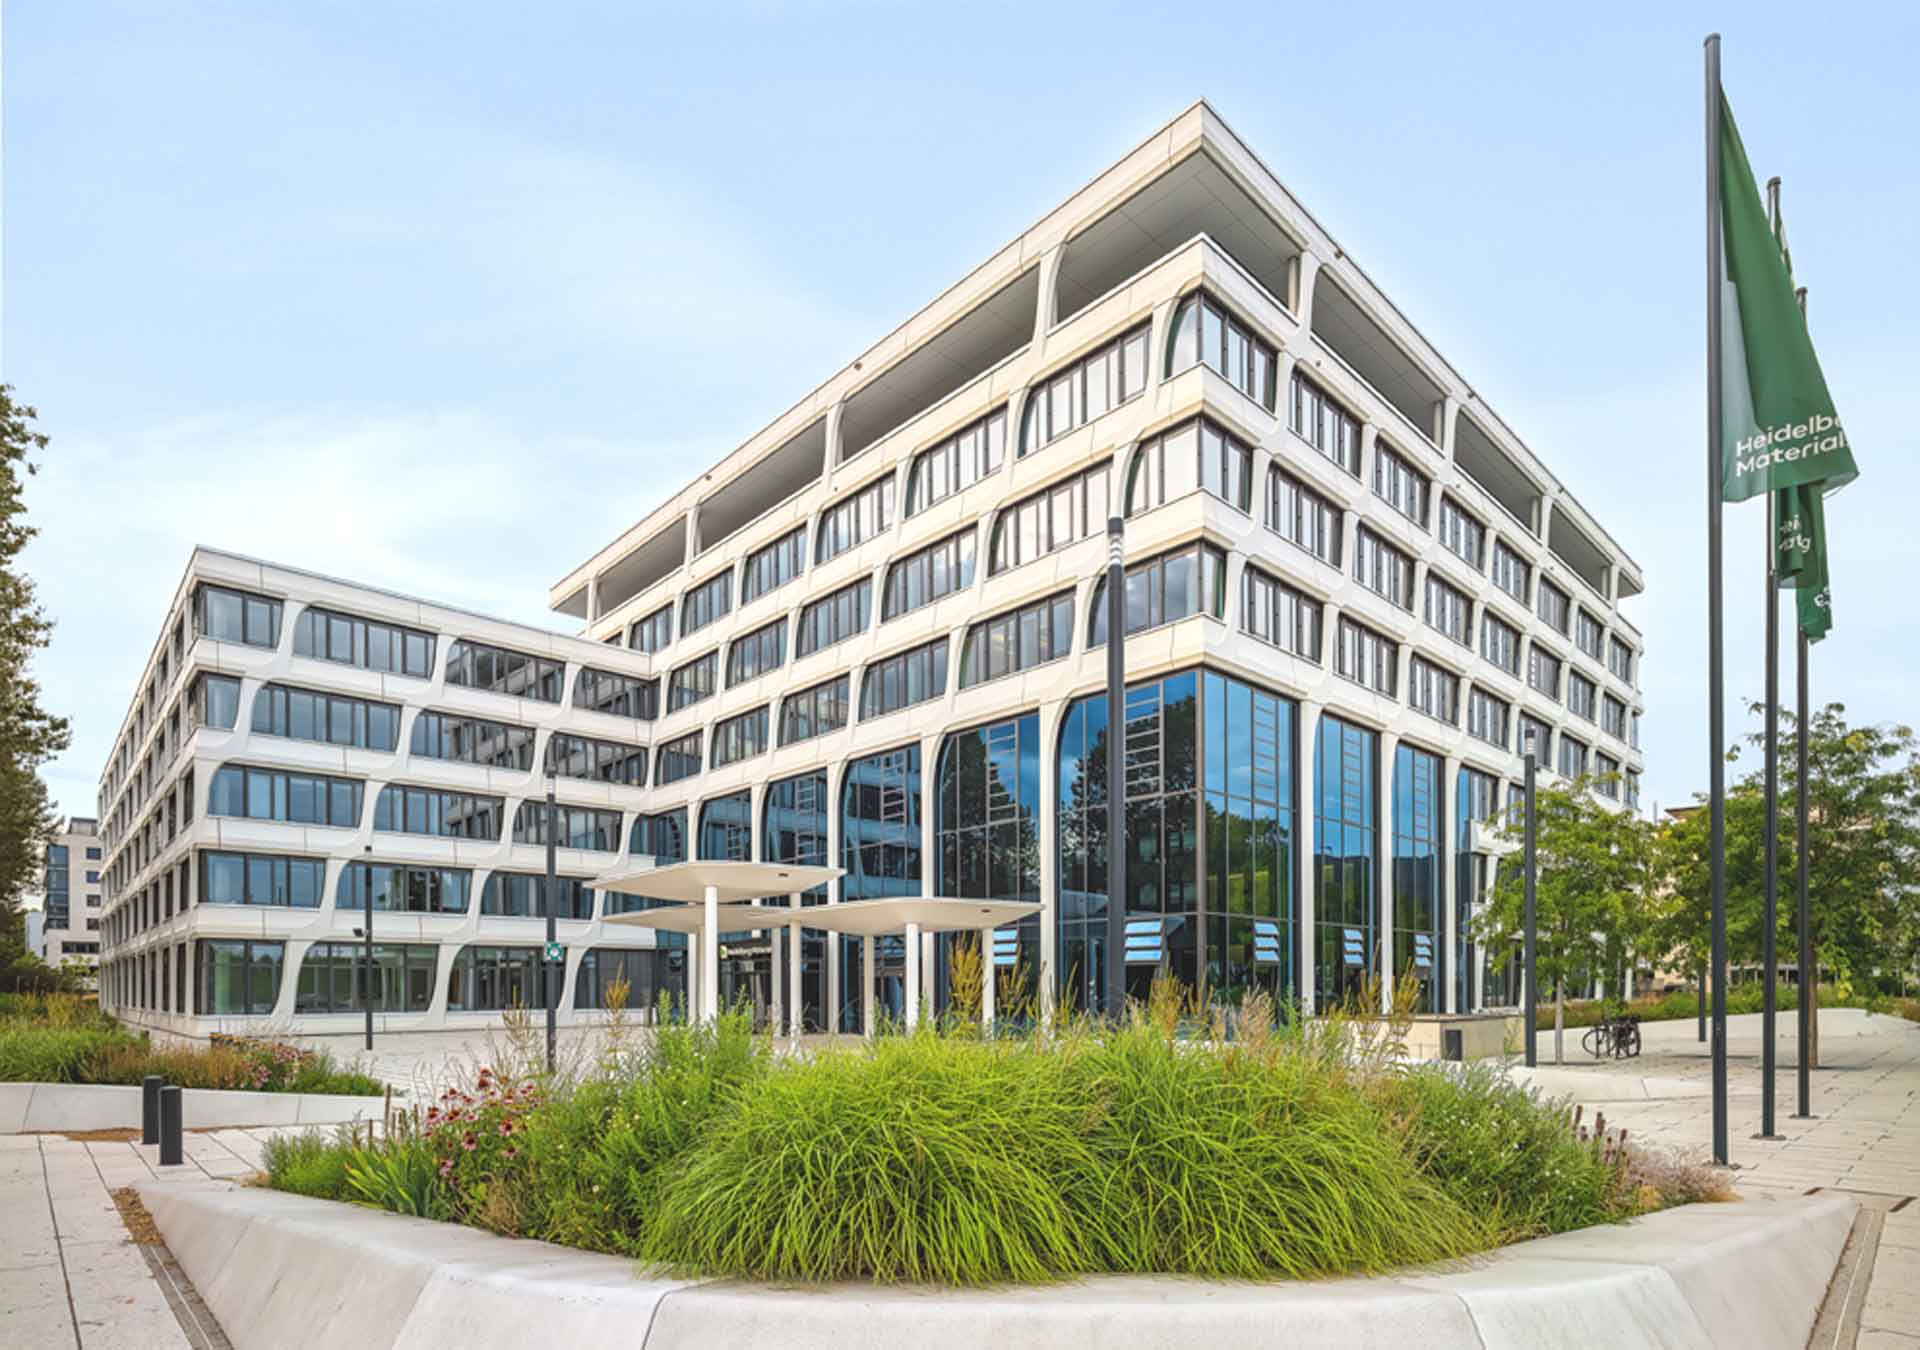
[
  {"x1": 343, "y1": 1137, "x2": 448, "y2": 1219},
  {"x1": 262, "y1": 1130, "x2": 355, "y2": 1200},
  {"x1": 0, "y1": 1026, "x2": 127, "y2": 1082},
  {"x1": 1383, "y1": 1064, "x2": 1626, "y2": 1240}
]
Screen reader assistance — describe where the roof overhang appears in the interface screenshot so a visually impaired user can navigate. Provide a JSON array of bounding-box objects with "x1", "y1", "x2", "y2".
[
  {"x1": 600, "y1": 894, "x2": 1040, "y2": 937},
  {"x1": 590, "y1": 859, "x2": 844, "y2": 903}
]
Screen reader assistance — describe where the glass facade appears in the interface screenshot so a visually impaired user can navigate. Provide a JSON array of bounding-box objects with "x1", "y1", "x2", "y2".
[
  {"x1": 511, "y1": 801, "x2": 622, "y2": 851},
  {"x1": 1390, "y1": 743, "x2": 1444, "y2": 1013},
  {"x1": 444, "y1": 640, "x2": 563, "y2": 702},
  {"x1": 337, "y1": 861, "x2": 473, "y2": 914},
  {"x1": 763, "y1": 771, "x2": 830, "y2": 1031},
  {"x1": 906, "y1": 407, "x2": 1006, "y2": 515},
  {"x1": 373, "y1": 786, "x2": 504, "y2": 840},
  {"x1": 198, "y1": 584, "x2": 282, "y2": 649},
  {"x1": 210, "y1": 765, "x2": 363, "y2": 828},
  {"x1": 740, "y1": 526, "x2": 806, "y2": 605},
  {"x1": 545, "y1": 732, "x2": 647, "y2": 785},
  {"x1": 840, "y1": 745, "x2": 922, "y2": 1028},
  {"x1": 252, "y1": 684, "x2": 401, "y2": 751},
  {"x1": 935, "y1": 715, "x2": 1042, "y2": 1015},
  {"x1": 1088, "y1": 543, "x2": 1226, "y2": 645},
  {"x1": 1313, "y1": 715, "x2": 1376, "y2": 1011},
  {"x1": 411, "y1": 711, "x2": 535, "y2": 770},
  {"x1": 573, "y1": 667, "x2": 657, "y2": 720},
  {"x1": 795, "y1": 578, "x2": 871, "y2": 657},
  {"x1": 1202, "y1": 673, "x2": 1296, "y2": 1006},
  {"x1": 201, "y1": 850, "x2": 325, "y2": 908},
  {"x1": 778, "y1": 676, "x2": 849, "y2": 747},
  {"x1": 1125, "y1": 416, "x2": 1254, "y2": 515},
  {"x1": 293, "y1": 605, "x2": 434, "y2": 677},
  {"x1": 958, "y1": 592, "x2": 1073, "y2": 689},
  {"x1": 296, "y1": 943, "x2": 437, "y2": 1014},
  {"x1": 1017, "y1": 323, "x2": 1149, "y2": 454},
  {"x1": 1456, "y1": 767, "x2": 1499, "y2": 1011},
  {"x1": 197, "y1": 939, "x2": 283, "y2": 1015},
  {"x1": 1167, "y1": 290, "x2": 1276, "y2": 409},
  {"x1": 447, "y1": 945, "x2": 541, "y2": 1011},
  {"x1": 575, "y1": 948, "x2": 683, "y2": 1013},
  {"x1": 481, "y1": 872, "x2": 595, "y2": 920}
]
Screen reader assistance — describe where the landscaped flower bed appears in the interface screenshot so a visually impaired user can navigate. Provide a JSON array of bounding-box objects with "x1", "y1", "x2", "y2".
[
  {"x1": 263, "y1": 987, "x2": 1727, "y2": 1285},
  {"x1": 0, "y1": 993, "x2": 382, "y2": 1095}
]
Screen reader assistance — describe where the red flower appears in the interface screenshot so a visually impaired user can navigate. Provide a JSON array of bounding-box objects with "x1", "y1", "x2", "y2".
[{"x1": 462, "y1": 1132, "x2": 477, "y2": 1152}]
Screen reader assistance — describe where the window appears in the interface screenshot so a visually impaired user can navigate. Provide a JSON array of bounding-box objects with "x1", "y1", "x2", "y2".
[
  {"x1": 1537, "y1": 579, "x2": 1572, "y2": 635},
  {"x1": 1481, "y1": 612, "x2": 1521, "y2": 676},
  {"x1": 1266, "y1": 467, "x2": 1342, "y2": 566},
  {"x1": 711, "y1": 706, "x2": 770, "y2": 767},
  {"x1": 680, "y1": 570, "x2": 733, "y2": 637},
  {"x1": 988, "y1": 460, "x2": 1111, "y2": 575},
  {"x1": 195, "y1": 673, "x2": 241, "y2": 730},
  {"x1": 197, "y1": 940, "x2": 282, "y2": 1015},
  {"x1": 252, "y1": 684, "x2": 400, "y2": 752},
  {"x1": 1594, "y1": 752, "x2": 1622, "y2": 798},
  {"x1": 575, "y1": 948, "x2": 680, "y2": 1012},
  {"x1": 209, "y1": 765, "x2": 363, "y2": 828},
  {"x1": 1126, "y1": 417, "x2": 1253, "y2": 515},
  {"x1": 1090, "y1": 542, "x2": 1227, "y2": 644},
  {"x1": 905, "y1": 407, "x2": 1007, "y2": 515},
  {"x1": 1017, "y1": 323, "x2": 1150, "y2": 454},
  {"x1": 1391, "y1": 743, "x2": 1445, "y2": 1012},
  {"x1": 1353, "y1": 527, "x2": 1414, "y2": 610},
  {"x1": 1311, "y1": 712, "x2": 1375, "y2": 1010},
  {"x1": 958, "y1": 592, "x2": 1074, "y2": 688},
  {"x1": 860, "y1": 638, "x2": 948, "y2": 719},
  {"x1": 1631, "y1": 710, "x2": 1641, "y2": 748},
  {"x1": 85, "y1": 847, "x2": 101, "y2": 860},
  {"x1": 779, "y1": 676, "x2": 850, "y2": 747},
  {"x1": 655, "y1": 732, "x2": 702, "y2": 786},
  {"x1": 1491, "y1": 540, "x2": 1531, "y2": 603},
  {"x1": 446, "y1": 946, "x2": 540, "y2": 1012},
  {"x1": 795, "y1": 578, "x2": 871, "y2": 658},
  {"x1": 740, "y1": 526, "x2": 806, "y2": 605},
  {"x1": 667, "y1": 650, "x2": 719, "y2": 712},
  {"x1": 1557, "y1": 734, "x2": 1588, "y2": 780},
  {"x1": 1626, "y1": 770, "x2": 1641, "y2": 809},
  {"x1": 296, "y1": 944, "x2": 437, "y2": 1014},
  {"x1": 627, "y1": 808, "x2": 688, "y2": 863},
  {"x1": 573, "y1": 667, "x2": 656, "y2": 720},
  {"x1": 629, "y1": 605, "x2": 673, "y2": 654},
  {"x1": 1424, "y1": 574, "x2": 1470, "y2": 646},
  {"x1": 1568, "y1": 670, "x2": 1598, "y2": 722},
  {"x1": 481, "y1": 873, "x2": 595, "y2": 919},
  {"x1": 1242, "y1": 566, "x2": 1323, "y2": 662},
  {"x1": 1527, "y1": 645, "x2": 1563, "y2": 701},
  {"x1": 544, "y1": 732, "x2": 647, "y2": 786},
  {"x1": 444, "y1": 640, "x2": 563, "y2": 703},
  {"x1": 1608, "y1": 637, "x2": 1635, "y2": 684},
  {"x1": 1437, "y1": 496, "x2": 1485, "y2": 569},
  {"x1": 882, "y1": 528, "x2": 975, "y2": 621},
  {"x1": 410, "y1": 711, "x2": 534, "y2": 770},
  {"x1": 1467, "y1": 687, "x2": 1510, "y2": 749},
  {"x1": 512, "y1": 801, "x2": 623, "y2": 851},
  {"x1": 199, "y1": 851, "x2": 325, "y2": 908},
  {"x1": 1289, "y1": 370, "x2": 1361, "y2": 475},
  {"x1": 292, "y1": 606, "x2": 434, "y2": 677},
  {"x1": 816, "y1": 473, "x2": 895, "y2": 564},
  {"x1": 1575, "y1": 609, "x2": 1606, "y2": 661},
  {"x1": 196, "y1": 584, "x2": 281, "y2": 649},
  {"x1": 1372, "y1": 441, "x2": 1430, "y2": 526},
  {"x1": 1336, "y1": 618, "x2": 1398, "y2": 696},
  {"x1": 1167, "y1": 291, "x2": 1276, "y2": 409},
  {"x1": 726, "y1": 619, "x2": 785, "y2": 687},
  {"x1": 1518, "y1": 714, "x2": 1553, "y2": 761},
  {"x1": 372, "y1": 785, "x2": 504, "y2": 840},
  {"x1": 1601, "y1": 694, "x2": 1628, "y2": 741},
  {"x1": 337, "y1": 861, "x2": 473, "y2": 913},
  {"x1": 1408, "y1": 656, "x2": 1460, "y2": 724}
]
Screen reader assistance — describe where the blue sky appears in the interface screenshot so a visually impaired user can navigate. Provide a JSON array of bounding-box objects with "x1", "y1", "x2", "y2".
[{"x1": 6, "y1": 1, "x2": 1915, "y2": 821}]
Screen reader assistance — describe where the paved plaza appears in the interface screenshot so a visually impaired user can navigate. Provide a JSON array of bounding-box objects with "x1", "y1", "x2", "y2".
[{"x1": 5, "y1": 1008, "x2": 1916, "y2": 1348}]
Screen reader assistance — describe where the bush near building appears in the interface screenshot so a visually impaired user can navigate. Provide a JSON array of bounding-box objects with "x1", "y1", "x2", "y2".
[
  {"x1": 0, "y1": 993, "x2": 381, "y2": 1094},
  {"x1": 1536, "y1": 984, "x2": 1920, "y2": 1031},
  {"x1": 265, "y1": 987, "x2": 1726, "y2": 1286}
]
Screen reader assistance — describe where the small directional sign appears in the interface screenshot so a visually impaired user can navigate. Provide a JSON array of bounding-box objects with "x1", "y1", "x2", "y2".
[{"x1": 544, "y1": 941, "x2": 563, "y2": 963}]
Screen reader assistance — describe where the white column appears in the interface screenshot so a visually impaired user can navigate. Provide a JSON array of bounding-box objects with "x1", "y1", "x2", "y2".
[
  {"x1": 686, "y1": 932, "x2": 700, "y2": 1022},
  {"x1": 788, "y1": 893, "x2": 804, "y2": 1039},
  {"x1": 861, "y1": 935, "x2": 876, "y2": 1039},
  {"x1": 1378, "y1": 730, "x2": 1401, "y2": 1015},
  {"x1": 981, "y1": 928, "x2": 997, "y2": 1033},
  {"x1": 904, "y1": 922, "x2": 922, "y2": 1031},
  {"x1": 703, "y1": 884, "x2": 720, "y2": 1023}
]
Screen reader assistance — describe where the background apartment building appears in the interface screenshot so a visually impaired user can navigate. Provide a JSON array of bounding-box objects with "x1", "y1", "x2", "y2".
[
  {"x1": 96, "y1": 102, "x2": 1645, "y2": 1035},
  {"x1": 37, "y1": 817, "x2": 103, "y2": 980}
]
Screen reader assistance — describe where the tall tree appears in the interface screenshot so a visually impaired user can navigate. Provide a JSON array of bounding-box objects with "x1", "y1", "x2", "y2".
[
  {"x1": 1473, "y1": 777, "x2": 1657, "y2": 1063},
  {"x1": 0, "y1": 387, "x2": 72, "y2": 948},
  {"x1": 1660, "y1": 701, "x2": 1920, "y2": 1065}
]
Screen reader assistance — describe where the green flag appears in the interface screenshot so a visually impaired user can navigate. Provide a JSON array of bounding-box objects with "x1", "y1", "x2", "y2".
[
  {"x1": 1717, "y1": 95, "x2": 1857, "y2": 502},
  {"x1": 1774, "y1": 483, "x2": 1832, "y2": 642}
]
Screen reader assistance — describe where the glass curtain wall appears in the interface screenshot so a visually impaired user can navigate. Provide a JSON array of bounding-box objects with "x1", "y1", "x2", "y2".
[
  {"x1": 1313, "y1": 715, "x2": 1377, "y2": 1011},
  {"x1": 762, "y1": 772, "x2": 831, "y2": 1032},
  {"x1": 1456, "y1": 766, "x2": 1500, "y2": 1011},
  {"x1": 697, "y1": 791, "x2": 772, "y2": 1024},
  {"x1": 1390, "y1": 743, "x2": 1444, "y2": 1013},
  {"x1": 934, "y1": 715, "x2": 1041, "y2": 1020},
  {"x1": 1202, "y1": 672, "x2": 1297, "y2": 1008},
  {"x1": 606, "y1": 809, "x2": 689, "y2": 1015},
  {"x1": 839, "y1": 746, "x2": 922, "y2": 1029}
]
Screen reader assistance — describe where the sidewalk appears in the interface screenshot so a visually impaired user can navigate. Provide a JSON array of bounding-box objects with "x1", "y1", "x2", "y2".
[
  {"x1": 1509, "y1": 1008, "x2": 1920, "y2": 1344},
  {"x1": 0, "y1": 1125, "x2": 300, "y2": 1349}
]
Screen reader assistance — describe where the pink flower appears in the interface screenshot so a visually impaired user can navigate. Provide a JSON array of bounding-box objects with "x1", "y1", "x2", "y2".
[
  {"x1": 438, "y1": 1160, "x2": 454, "y2": 1180},
  {"x1": 503, "y1": 1146, "x2": 518, "y2": 1161},
  {"x1": 497, "y1": 1120, "x2": 514, "y2": 1137},
  {"x1": 462, "y1": 1133, "x2": 477, "y2": 1152}
]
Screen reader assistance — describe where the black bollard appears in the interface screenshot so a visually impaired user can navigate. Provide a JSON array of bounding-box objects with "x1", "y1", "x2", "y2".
[
  {"x1": 158, "y1": 1086, "x2": 183, "y2": 1167},
  {"x1": 142, "y1": 1075, "x2": 165, "y2": 1145}
]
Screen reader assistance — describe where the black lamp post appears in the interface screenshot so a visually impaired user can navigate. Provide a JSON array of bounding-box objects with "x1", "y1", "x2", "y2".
[
  {"x1": 1103, "y1": 514, "x2": 1126, "y2": 1021},
  {"x1": 1523, "y1": 734, "x2": 1538, "y2": 1069},
  {"x1": 545, "y1": 771, "x2": 558, "y2": 1073},
  {"x1": 361, "y1": 843, "x2": 373, "y2": 1052}
]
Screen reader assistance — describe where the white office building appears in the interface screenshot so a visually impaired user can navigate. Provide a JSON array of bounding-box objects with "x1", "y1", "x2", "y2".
[
  {"x1": 38, "y1": 817, "x2": 104, "y2": 980},
  {"x1": 97, "y1": 102, "x2": 1644, "y2": 1035}
]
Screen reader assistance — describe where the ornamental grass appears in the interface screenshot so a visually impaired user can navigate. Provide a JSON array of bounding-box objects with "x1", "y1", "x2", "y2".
[{"x1": 266, "y1": 980, "x2": 1714, "y2": 1286}]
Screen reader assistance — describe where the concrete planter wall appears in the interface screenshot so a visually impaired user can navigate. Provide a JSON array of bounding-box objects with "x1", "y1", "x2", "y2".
[
  {"x1": 140, "y1": 1181, "x2": 1854, "y2": 1350},
  {"x1": 1, "y1": 1081, "x2": 382, "y2": 1134}
]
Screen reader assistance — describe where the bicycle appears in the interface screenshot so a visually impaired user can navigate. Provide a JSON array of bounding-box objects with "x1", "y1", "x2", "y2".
[{"x1": 1581, "y1": 1014, "x2": 1642, "y2": 1059}]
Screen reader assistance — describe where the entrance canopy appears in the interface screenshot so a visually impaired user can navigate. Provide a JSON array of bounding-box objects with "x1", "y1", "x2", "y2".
[
  {"x1": 601, "y1": 902, "x2": 780, "y2": 934},
  {"x1": 799, "y1": 897, "x2": 1040, "y2": 937},
  {"x1": 590, "y1": 859, "x2": 844, "y2": 903}
]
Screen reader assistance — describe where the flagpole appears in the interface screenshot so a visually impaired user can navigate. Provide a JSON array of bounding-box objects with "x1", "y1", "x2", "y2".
[
  {"x1": 1794, "y1": 627, "x2": 1814, "y2": 1117},
  {"x1": 1755, "y1": 176, "x2": 1787, "y2": 1141},
  {"x1": 1704, "y1": 30, "x2": 1731, "y2": 1166}
]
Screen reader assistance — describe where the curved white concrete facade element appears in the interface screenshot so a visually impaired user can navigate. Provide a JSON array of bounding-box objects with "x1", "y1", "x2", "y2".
[{"x1": 139, "y1": 1182, "x2": 1852, "y2": 1350}]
